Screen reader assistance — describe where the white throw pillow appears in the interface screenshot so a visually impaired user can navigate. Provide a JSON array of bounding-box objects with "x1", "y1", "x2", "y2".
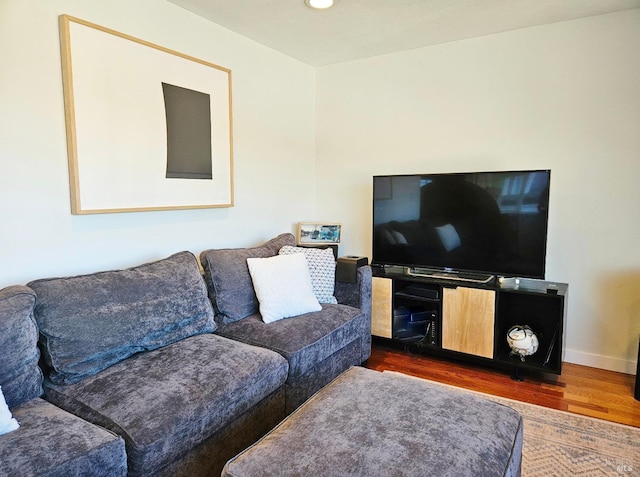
[
  {"x1": 0, "y1": 385, "x2": 19, "y2": 435},
  {"x1": 247, "y1": 253, "x2": 322, "y2": 324},
  {"x1": 278, "y1": 245, "x2": 337, "y2": 304}
]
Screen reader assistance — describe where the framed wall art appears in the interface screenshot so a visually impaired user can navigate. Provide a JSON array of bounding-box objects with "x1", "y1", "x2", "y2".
[
  {"x1": 59, "y1": 15, "x2": 233, "y2": 214},
  {"x1": 297, "y1": 223, "x2": 342, "y2": 244}
]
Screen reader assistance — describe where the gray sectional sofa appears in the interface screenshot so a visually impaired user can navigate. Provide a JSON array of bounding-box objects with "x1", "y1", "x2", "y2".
[{"x1": 0, "y1": 234, "x2": 372, "y2": 476}]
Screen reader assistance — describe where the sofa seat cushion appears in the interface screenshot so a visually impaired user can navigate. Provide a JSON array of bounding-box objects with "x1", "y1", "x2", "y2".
[
  {"x1": 0, "y1": 286, "x2": 42, "y2": 408},
  {"x1": 43, "y1": 333, "x2": 288, "y2": 477},
  {"x1": 0, "y1": 397, "x2": 126, "y2": 477},
  {"x1": 215, "y1": 304, "x2": 366, "y2": 380},
  {"x1": 28, "y1": 251, "x2": 216, "y2": 385}
]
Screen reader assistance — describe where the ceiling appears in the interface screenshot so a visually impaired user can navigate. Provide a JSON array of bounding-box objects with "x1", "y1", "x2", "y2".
[{"x1": 168, "y1": 0, "x2": 640, "y2": 66}]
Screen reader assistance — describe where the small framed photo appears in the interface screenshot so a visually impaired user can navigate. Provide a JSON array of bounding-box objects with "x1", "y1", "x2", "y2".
[{"x1": 298, "y1": 223, "x2": 341, "y2": 244}]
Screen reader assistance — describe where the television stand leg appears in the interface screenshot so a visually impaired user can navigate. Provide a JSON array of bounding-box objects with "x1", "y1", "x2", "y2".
[{"x1": 511, "y1": 367, "x2": 523, "y2": 381}]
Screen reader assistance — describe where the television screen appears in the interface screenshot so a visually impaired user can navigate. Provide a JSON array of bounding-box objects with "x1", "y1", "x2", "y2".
[{"x1": 372, "y1": 170, "x2": 550, "y2": 279}]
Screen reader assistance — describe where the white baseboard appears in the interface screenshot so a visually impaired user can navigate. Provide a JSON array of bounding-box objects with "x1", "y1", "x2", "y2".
[{"x1": 564, "y1": 348, "x2": 637, "y2": 375}]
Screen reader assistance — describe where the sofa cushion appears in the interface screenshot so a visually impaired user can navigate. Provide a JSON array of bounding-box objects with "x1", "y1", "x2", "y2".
[
  {"x1": 200, "y1": 233, "x2": 296, "y2": 323},
  {"x1": 247, "y1": 253, "x2": 321, "y2": 323},
  {"x1": 28, "y1": 251, "x2": 215, "y2": 385},
  {"x1": 0, "y1": 285, "x2": 42, "y2": 408},
  {"x1": 43, "y1": 333, "x2": 288, "y2": 477},
  {"x1": 1, "y1": 397, "x2": 127, "y2": 477},
  {"x1": 278, "y1": 245, "x2": 337, "y2": 304},
  {"x1": 216, "y1": 304, "x2": 367, "y2": 379}
]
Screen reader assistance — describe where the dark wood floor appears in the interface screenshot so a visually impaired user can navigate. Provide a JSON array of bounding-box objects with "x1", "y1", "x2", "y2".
[{"x1": 365, "y1": 341, "x2": 640, "y2": 428}]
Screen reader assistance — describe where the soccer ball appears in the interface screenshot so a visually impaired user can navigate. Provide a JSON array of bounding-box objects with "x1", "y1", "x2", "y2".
[{"x1": 506, "y1": 325, "x2": 539, "y2": 362}]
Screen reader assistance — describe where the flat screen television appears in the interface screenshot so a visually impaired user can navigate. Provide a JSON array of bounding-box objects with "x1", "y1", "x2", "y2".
[{"x1": 372, "y1": 170, "x2": 550, "y2": 279}]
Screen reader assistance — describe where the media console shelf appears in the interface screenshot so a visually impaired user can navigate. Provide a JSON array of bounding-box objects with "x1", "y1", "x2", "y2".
[{"x1": 371, "y1": 268, "x2": 568, "y2": 377}]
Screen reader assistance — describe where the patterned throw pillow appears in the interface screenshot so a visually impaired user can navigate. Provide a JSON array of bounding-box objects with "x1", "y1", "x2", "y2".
[{"x1": 279, "y1": 246, "x2": 337, "y2": 304}]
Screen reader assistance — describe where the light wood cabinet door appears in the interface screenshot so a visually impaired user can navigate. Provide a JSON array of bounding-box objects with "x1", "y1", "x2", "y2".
[
  {"x1": 372, "y1": 277, "x2": 392, "y2": 338},
  {"x1": 442, "y1": 287, "x2": 495, "y2": 359}
]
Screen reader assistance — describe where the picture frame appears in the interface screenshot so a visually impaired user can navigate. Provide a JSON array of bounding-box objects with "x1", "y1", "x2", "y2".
[
  {"x1": 297, "y1": 223, "x2": 342, "y2": 244},
  {"x1": 59, "y1": 15, "x2": 233, "y2": 214}
]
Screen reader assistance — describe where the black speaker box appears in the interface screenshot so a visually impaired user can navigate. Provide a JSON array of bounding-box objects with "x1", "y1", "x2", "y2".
[{"x1": 336, "y1": 256, "x2": 368, "y2": 283}]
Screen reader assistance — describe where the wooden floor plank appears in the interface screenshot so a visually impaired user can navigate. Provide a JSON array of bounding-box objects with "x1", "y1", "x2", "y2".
[{"x1": 365, "y1": 341, "x2": 640, "y2": 428}]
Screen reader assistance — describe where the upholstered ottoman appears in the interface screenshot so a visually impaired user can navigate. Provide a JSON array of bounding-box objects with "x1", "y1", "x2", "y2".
[{"x1": 223, "y1": 367, "x2": 523, "y2": 477}]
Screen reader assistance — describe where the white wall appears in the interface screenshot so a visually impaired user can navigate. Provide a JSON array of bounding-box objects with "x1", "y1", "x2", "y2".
[
  {"x1": 316, "y1": 10, "x2": 640, "y2": 373},
  {"x1": 2, "y1": 1, "x2": 639, "y2": 374},
  {"x1": 0, "y1": 0, "x2": 316, "y2": 285}
]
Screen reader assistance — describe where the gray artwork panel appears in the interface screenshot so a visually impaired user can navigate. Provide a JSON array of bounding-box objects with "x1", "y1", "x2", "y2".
[{"x1": 162, "y1": 82, "x2": 212, "y2": 180}]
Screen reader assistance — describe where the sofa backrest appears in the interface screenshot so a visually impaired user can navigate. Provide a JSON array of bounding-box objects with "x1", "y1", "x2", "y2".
[
  {"x1": 28, "y1": 251, "x2": 215, "y2": 385},
  {"x1": 200, "y1": 233, "x2": 296, "y2": 324},
  {"x1": 0, "y1": 286, "x2": 42, "y2": 408}
]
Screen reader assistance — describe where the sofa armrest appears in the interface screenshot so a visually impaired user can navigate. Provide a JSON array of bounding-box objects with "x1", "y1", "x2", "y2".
[
  {"x1": 334, "y1": 265, "x2": 372, "y2": 312},
  {"x1": 334, "y1": 265, "x2": 372, "y2": 363}
]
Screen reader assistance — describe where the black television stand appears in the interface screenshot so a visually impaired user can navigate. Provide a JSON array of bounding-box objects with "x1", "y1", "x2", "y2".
[
  {"x1": 407, "y1": 267, "x2": 495, "y2": 285},
  {"x1": 371, "y1": 268, "x2": 568, "y2": 378}
]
